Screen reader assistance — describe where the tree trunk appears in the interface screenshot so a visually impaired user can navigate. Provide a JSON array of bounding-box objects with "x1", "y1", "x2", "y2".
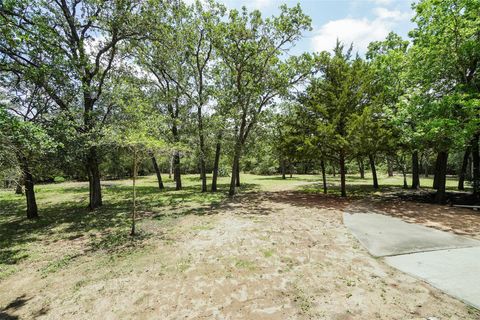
[
  {"x1": 281, "y1": 158, "x2": 286, "y2": 180},
  {"x1": 173, "y1": 151, "x2": 182, "y2": 190},
  {"x1": 369, "y1": 154, "x2": 379, "y2": 189},
  {"x1": 433, "y1": 153, "x2": 441, "y2": 190},
  {"x1": 411, "y1": 151, "x2": 420, "y2": 189},
  {"x1": 467, "y1": 154, "x2": 473, "y2": 180},
  {"x1": 321, "y1": 159, "x2": 327, "y2": 194},
  {"x1": 419, "y1": 159, "x2": 423, "y2": 178},
  {"x1": 458, "y1": 146, "x2": 471, "y2": 191},
  {"x1": 131, "y1": 152, "x2": 138, "y2": 236},
  {"x1": 358, "y1": 158, "x2": 365, "y2": 179},
  {"x1": 197, "y1": 104, "x2": 207, "y2": 192},
  {"x1": 472, "y1": 133, "x2": 480, "y2": 199},
  {"x1": 15, "y1": 181, "x2": 23, "y2": 195},
  {"x1": 169, "y1": 154, "x2": 173, "y2": 180},
  {"x1": 402, "y1": 165, "x2": 408, "y2": 189},
  {"x1": 339, "y1": 150, "x2": 346, "y2": 197},
  {"x1": 229, "y1": 143, "x2": 241, "y2": 196},
  {"x1": 387, "y1": 157, "x2": 394, "y2": 177},
  {"x1": 332, "y1": 164, "x2": 336, "y2": 177},
  {"x1": 235, "y1": 157, "x2": 240, "y2": 187},
  {"x1": 151, "y1": 156, "x2": 164, "y2": 190},
  {"x1": 289, "y1": 162, "x2": 293, "y2": 179},
  {"x1": 20, "y1": 157, "x2": 38, "y2": 219},
  {"x1": 86, "y1": 146, "x2": 102, "y2": 210},
  {"x1": 434, "y1": 151, "x2": 448, "y2": 204},
  {"x1": 211, "y1": 136, "x2": 222, "y2": 192}
]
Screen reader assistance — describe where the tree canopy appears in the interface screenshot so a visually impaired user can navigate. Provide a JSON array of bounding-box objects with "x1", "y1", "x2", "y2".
[{"x1": 1, "y1": 0, "x2": 479, "y2": 222}]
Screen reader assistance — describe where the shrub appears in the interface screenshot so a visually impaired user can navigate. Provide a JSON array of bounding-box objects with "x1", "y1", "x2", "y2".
[
  {"x1": 218, "y1": 166, "x2": 230, "y2": 177},
  {"x1": 53, "y1": 176, "x2": 66, "y2": 183}
]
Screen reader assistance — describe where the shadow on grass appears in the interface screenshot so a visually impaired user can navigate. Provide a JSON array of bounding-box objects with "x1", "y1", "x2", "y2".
[
  {"x1": 0, "y1": 181, "x2": 260, "y2": 268},
  {"x1": 300, "y1": 180, "x2": 476, "y2": 204},
  {"x1": 300, "y1": 182, "x2": 396, "y2": 199},
  {"x1": 253, "y1": 176, "x2": 311, "y2": 181},
  {"x1": 0, "y1": 294, "x2": 30, "y2": 319}
]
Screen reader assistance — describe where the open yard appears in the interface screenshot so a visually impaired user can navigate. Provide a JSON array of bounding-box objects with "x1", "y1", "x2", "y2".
[
  {"x1": 1, "y1": 174, "x2": 479, "y2": 319},
  {"x1": 2, "y1": 0, "x2": 479, "y2": 318}
]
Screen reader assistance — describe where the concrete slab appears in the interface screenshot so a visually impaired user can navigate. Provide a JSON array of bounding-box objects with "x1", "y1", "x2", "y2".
[
  {"x1": 343, "y1": 212, "x2": 480, "y2": 257},
  {"x1": 385, "y1": 247, "x2": 480, "y2": 309}
]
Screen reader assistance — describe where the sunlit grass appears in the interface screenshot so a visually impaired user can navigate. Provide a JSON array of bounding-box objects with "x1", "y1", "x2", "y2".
[{"x1": 0, "y1": 171, "x2": 470, "y2": 280}]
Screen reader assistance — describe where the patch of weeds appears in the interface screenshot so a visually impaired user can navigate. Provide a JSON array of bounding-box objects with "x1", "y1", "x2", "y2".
[
  {"x1": 93, "y1": 245, "x2": 154, "y2": 278},
  {"x1": 262, "y1": 249, "x2": 274, "y2": 258},
  {"x1": 191, "y1": 223, "x2": 214, "y2": 231},
  {"x1": 225, "y1": 270, "x2": 233, "y2": 279},
  {"x1": 280, "y1": 256, "x2": 298, "y2": 272},
  {"x1": 233, "y1": 258, "x2": 256, "y2": 271},
  {"x1": 72, "y1": 279, "x2": 88, "y2": 292},
  {"x1": 176, "y1": 255, "x2": 192, "y2": 273},
  {"x1": 0, "y1": 264, "x2": 17, "y2": 280},
  {"x1": 40, "y1": 254, "x2": 77, "y2": 277},
  {"x1": 292, "y1": 284, "x2": 315, "y2": 316},
  {"x1": 159, "y1": 235, "x2": 176, "y2": 246},
  {"x1": 0, "y1": 248, "x2": 29, "y2": 280},
  {"x1": 0, "y1": 248, "x2": 29, "y2": 265},
  {"x1": 338, "y1": 276, "x2": 356, "y2": 287},
  {"x1": 89, "y1": 229, "x2": 148, "y2": 252}
]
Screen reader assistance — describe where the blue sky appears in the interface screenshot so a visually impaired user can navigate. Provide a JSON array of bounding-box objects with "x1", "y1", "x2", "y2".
[{"x1": 216, "y1": 0, "x2": 416, "y2": 55}]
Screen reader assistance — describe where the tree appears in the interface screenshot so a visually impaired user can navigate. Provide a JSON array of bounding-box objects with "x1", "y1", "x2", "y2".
[
  {"x1": 132, "y1": 1, "x2": 193, "y2": 191},
  {"x1": 410, "y1": 0, "x2": 480, "y2": 201},
  {"x1": 185, "y1": 1, "x2": 225, "y2": 192},
  {"x1": 105, "y1": 77, "x2": 165, "y2": 236},
  {"x1": 150, "y1": 153, "x2": 165, "y2": 190},
  {"x1": 305, "y1": 42, "x2": 370, "y2": 197},
  {"x1": 367, "y1": 33, "x2": 417, "y2": 188},
  {"x1": 348, "y1": 106, "x2": 395, "y2": 190},
  {"x1": 0, "y1": 87, "x2": 57, "y2": 219},
  {"x1": 0, "y1": 0, "x2": 146, "y2": 209},
  {"x1": 214, "y1": 4, "x2": 313, "y2": 196}
]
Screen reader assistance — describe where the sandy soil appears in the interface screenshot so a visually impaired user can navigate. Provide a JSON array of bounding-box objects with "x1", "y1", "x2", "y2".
[{"x1": 1, "y1": 191, "x2": 479, "y2": 319}]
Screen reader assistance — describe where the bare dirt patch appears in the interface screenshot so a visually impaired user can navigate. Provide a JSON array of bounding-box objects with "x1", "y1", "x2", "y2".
[{"x1": 1, "y1": 191, "x2": 478, "y2": 319}]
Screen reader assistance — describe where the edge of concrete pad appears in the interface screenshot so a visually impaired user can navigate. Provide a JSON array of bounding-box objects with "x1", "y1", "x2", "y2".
[
  {"x1": 388, "y1": 264, "x2": 480, "y2": 311},
  {"x1": 385, "y1": 247, "x2": 480, "y2": 310},
  {"x1": 343, "y1": 211, "x2": 480, "y2": 310},
  {"x1": 343, "y1": 211, "x2": 480, "y2": 257}
]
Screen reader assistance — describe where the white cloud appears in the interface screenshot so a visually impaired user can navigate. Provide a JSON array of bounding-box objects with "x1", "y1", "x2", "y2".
[
  {"x1": 312, "y1": 18, "x2": 389, "y2": 53},
  {"x1": 373, "y1": 7, "x2": 412, "y2": 21},
  {"x1": 250, "y1": 0, "x2": 273, "y2": 9},
  {"x1": 311, "y1": 6, "x2": 411, "y2": 54},
  {"x1": 369, "y1": 0, "x2": 394, "y2": 5}
]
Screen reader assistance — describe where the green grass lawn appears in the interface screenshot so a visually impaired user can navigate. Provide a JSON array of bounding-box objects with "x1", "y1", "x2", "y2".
[
  {"x1": 0, "y1": 173, "x2": 315, "y2": 280},
  {"x1": 0, "y1": 172, "x2": 468, "y2": 280}
]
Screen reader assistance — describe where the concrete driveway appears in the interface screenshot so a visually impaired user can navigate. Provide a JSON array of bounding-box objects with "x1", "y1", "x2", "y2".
[{"x1": 344, "y1": 212, "x2": 480, "y2": 309}]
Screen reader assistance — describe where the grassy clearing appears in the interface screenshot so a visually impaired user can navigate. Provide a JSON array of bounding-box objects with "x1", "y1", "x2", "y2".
[
  {"x1": 0, "y1": 172, "x2": 468, "y2": 281},
  {"x1": 1, "y1": 173, "x2": 478, "y2": 319}
]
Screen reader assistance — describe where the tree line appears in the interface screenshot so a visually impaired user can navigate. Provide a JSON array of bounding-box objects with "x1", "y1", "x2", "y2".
[{"x1": 0, "y1": 0, "x2": 478, "y2": 220}]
